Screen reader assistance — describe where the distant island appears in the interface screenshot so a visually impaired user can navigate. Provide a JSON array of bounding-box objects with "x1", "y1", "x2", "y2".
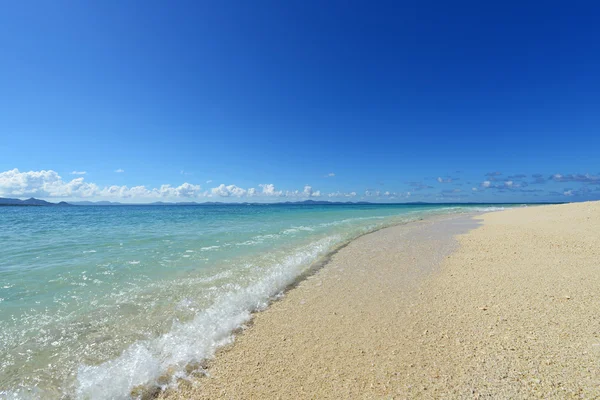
[
  {"x1": 0, "y1": 197, "x2": 71, "y2": 206},
  {"x1": 0, "y1": 197, "x2": 559, "y2": 207}
]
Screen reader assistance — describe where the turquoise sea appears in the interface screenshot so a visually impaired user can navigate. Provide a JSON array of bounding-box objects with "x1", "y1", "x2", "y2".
[{"x1": 0, "y1": 204, "x2": 512, "y2": 399}]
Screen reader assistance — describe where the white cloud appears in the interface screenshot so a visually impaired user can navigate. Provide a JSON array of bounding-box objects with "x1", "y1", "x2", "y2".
[
  {"x1": 211, "y1": 184, "x2": 247, "y2": 197},
  {"x1": 281, "y1": 185, "x2": 321, "y2": 198},
  {"x1": 327, "y1": 191, "x2": 357, "y2": 198},
  {"x1": 0, "y1": 168, "x2": 207, "y2": 201},
  {"x1": 505, "y1": 180, "x2": 514, "y2": 187},
  {"x1": 259, "y1": 183, "x2": 283, "y2": 197},
  {"x1": 325, "y1": 172, "x2": 335, "y2": 177},
  {"x1": 472, "y1": 187, "x2": 478, "y2": 191},
  {"x1": 71, "y1": 171, "x2": 87, "y2": 175},
  {"x1": 99, "y1": 183, "x2": 202, "y2": 199},
  {"x1": 0, "y1": 169, "x2": 326, "y2": 202},
  {"x1": 206, "y1": 180, "x2": 213, "y2": 184},
  {"x1": 363, "y1": 189, "x2": 411, "y2": 199},
  {"x1": 481, "y1": 180, "x2": 491, "y2": 188},
  {"x1": 115, "y1": 169, "x2": 125, "y2": 173},
  {"x1": 437, "y1": 177, "x2": 452, "y2": 183},
  {"x1": 163, "y1": 183, "x2": 202, "y2": 198},
  {"x1": 302, "y1": 185, "x2": 320, "y2": 197},
  {"x1": 0, "y1": 169, "x2": 98, "y2": 198},
  {"x1": 564, "y1": 190, "x2": 574, "y2": 196}
]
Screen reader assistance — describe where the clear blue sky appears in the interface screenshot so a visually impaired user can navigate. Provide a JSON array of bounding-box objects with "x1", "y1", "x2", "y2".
[{"x1": 1, "y1": 1, "x2": 599, "y2": 202}]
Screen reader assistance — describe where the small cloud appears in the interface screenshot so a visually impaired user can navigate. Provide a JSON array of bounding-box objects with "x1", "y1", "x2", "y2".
[
  {"x1": 211, "y1": 184, "x2": 247, "y2": 197},
  {"x1": 115, "y1": 169, "x2": 125, "y2": 173},
  {"x1": 259, "y1": 183, "x2": 283, "y2": 196},
  {"x1": 303, "y1": 185, "x2": 321, "y2": 197},
  {"x1": 550, "y1": 173, "x2": 600, "y2": 184},
  {"x1": 552, "y1": 185, "x2": 596, "y2": 198},
  {"x1": 325, "y1": 172, "x2": 335, "y2": 177},
  {"x1": 327, "y1": 191, "x2": 357, "y2": 198},
  {"x1": 71, "y1": 171, "x2": 86, "y2": 175},
  {"x1": 472, "y1": 187, "x2": 478, "y2": 191},
  {"x1": 206, "y1": 180, "x2": 213, "y2": 184},
  {"x1": 484, "y1": 172, "x2": 503, "y2": 181},
  {"x1": 437, "y1": 177, "x2": 453, "y2": 183},
  {"x1": 481, "y1": 181, "x2": 491, "y2": 188}
]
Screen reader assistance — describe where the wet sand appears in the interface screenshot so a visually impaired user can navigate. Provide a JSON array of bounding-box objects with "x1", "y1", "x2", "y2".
[{"x1": 163, "y1": 201, "x2": 600, "y2": 399}]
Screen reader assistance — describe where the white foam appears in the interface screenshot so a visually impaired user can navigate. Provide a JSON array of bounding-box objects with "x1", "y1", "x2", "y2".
[
  {"x1": 200, "y1": 246, "x2": 220, "y2": 251},
  {"x1": 282, "y1": 226, "x2": 314, "y2": 235},
  {"x1": 75, "y1": 235, "x2": 341, "y2": 399},
  {"x1": 471, "y1": 206, "x2": 506, "y2": 212},
  {"x1": 318, "y1": 216, "x2": 387, "y2": 228}
]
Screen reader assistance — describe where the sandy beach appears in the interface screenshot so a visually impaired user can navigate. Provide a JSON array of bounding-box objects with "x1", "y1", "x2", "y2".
[{"x1": 162, "y1": 202, "x2": 600, "y2": 399}]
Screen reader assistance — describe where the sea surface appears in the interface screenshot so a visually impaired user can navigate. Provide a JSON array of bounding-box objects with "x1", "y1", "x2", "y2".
[{"x1": 0, "y1": 203, "x2": 513, "y2": 399}]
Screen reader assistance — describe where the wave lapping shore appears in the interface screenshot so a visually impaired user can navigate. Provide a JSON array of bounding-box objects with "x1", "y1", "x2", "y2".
[{"x1": 163, "y1": 202, "x2": 600, "y2": 399}]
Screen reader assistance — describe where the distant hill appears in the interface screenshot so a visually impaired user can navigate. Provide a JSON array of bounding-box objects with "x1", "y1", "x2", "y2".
[{"x1": 0, "y1": 197, "x2": 70, "y2": 206}]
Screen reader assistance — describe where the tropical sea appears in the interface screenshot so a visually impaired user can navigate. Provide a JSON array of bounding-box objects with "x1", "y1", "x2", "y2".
[{"x1": 0, "y1": 203, "x2": 514, "y2": 399}]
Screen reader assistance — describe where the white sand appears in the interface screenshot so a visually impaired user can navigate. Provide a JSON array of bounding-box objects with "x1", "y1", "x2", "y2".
[{"x1": 163, "y1": 202, "x2": 600, "y2": 399}]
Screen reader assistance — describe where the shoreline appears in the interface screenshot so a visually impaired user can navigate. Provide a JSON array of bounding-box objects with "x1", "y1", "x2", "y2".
[
  {"x1": 264, "y1": 211, "x2": 481, "y2": 303},
  {"x1": 161, "y1": 212, "x2": 480, "y2": 399},
  {"x1": 162, "y1": 201, "x2": 600, "y2": 398}
]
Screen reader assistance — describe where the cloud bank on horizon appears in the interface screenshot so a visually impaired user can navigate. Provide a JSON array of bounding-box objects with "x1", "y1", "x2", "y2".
[
  {"x1": 0, "y1": 168, "x2": 599, "y2": 203},
  {"x1": 0, "y1": 168, "x2": 355, "y2": 202}
]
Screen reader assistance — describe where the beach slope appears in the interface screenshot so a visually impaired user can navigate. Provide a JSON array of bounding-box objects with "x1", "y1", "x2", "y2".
[{"x1": 164, "y1": 201, "x2": 600, "y2": 399}]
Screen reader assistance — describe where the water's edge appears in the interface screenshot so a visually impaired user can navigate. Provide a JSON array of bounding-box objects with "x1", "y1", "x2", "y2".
[{"x1": 151, "y1": 212, "x2": 483, "y2": 398}]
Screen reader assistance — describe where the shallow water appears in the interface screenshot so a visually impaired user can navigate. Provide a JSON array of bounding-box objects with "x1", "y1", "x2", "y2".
[{"x1": 0, "y1": 204, "x2": 516, "y2": 399}]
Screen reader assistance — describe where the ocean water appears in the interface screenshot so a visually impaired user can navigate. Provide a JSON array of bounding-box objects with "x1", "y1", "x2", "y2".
[{"x1": 0, "y1": 204, "x2": 511, "y2": 399}]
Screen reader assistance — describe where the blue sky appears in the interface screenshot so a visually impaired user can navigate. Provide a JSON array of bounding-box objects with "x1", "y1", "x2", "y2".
[{"x1": 1, "y1": 1, "x2": 599, "y2": 203}]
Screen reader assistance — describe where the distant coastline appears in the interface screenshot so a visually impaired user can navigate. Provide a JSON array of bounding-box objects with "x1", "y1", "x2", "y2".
[{"x1": 0, "y1": 197, "x2": 563, "y2": 207}]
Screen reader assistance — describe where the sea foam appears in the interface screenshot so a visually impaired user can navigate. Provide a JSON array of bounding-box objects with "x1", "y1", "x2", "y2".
[{"x1": 75, "y1": 235, "x2": 340, "y2": 399}]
